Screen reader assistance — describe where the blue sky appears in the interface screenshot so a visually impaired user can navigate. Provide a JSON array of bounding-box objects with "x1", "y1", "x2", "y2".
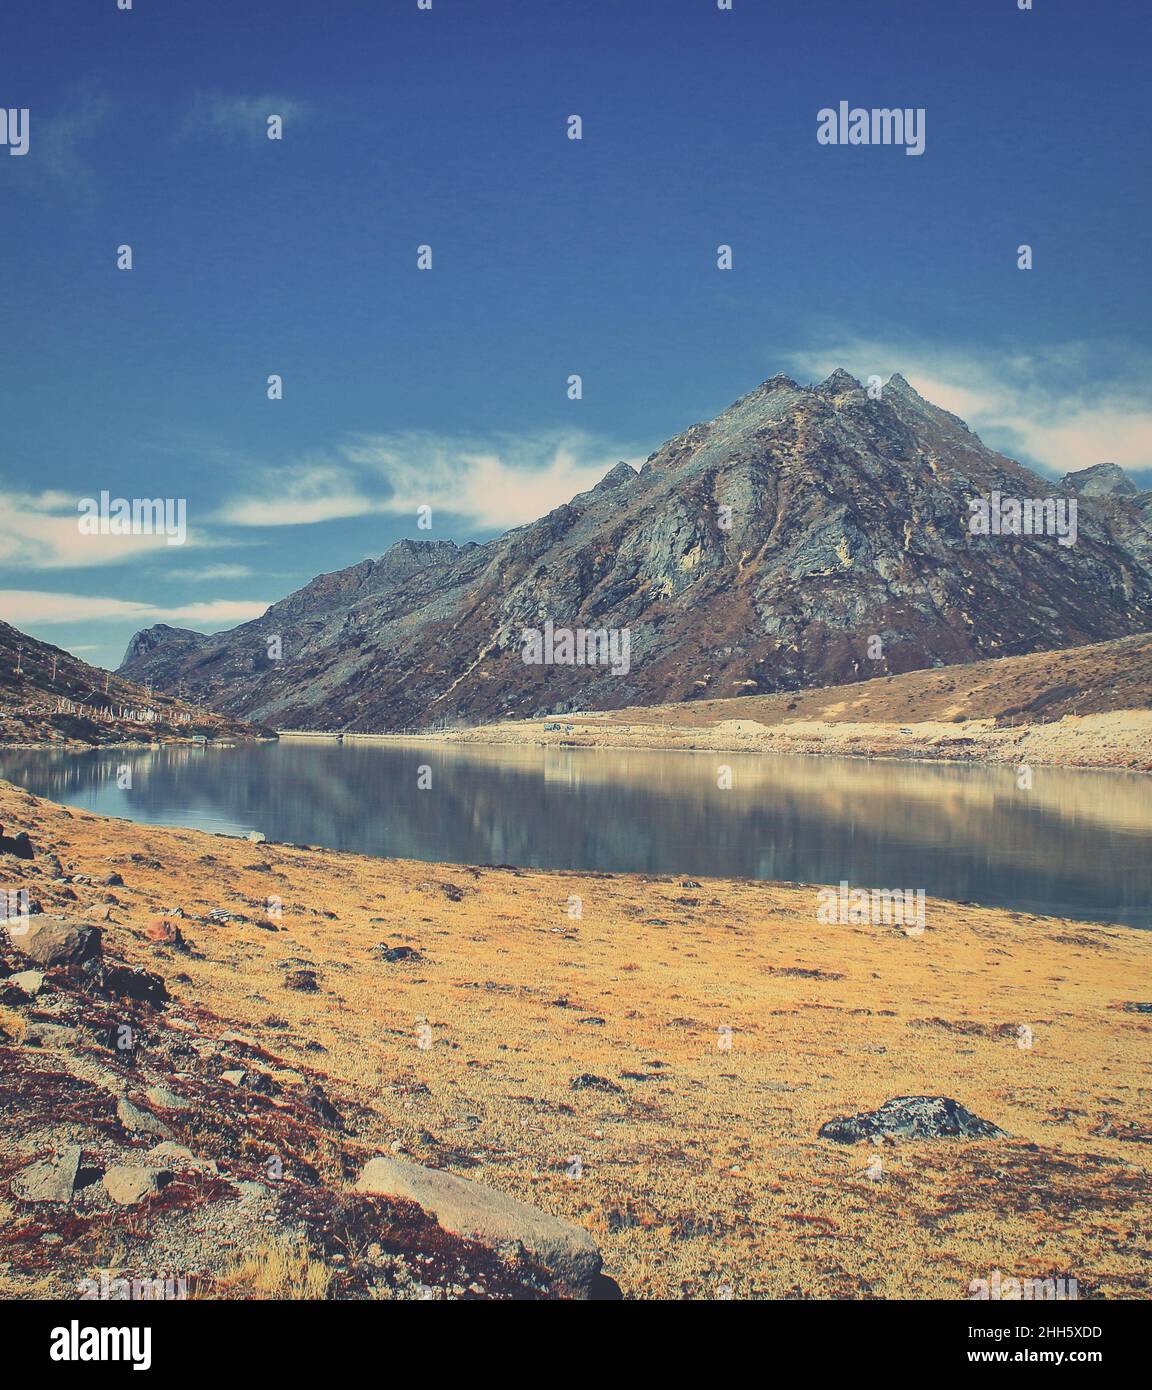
[{"x1": 1, "y1": 0, "x2": 1150, "y2": 669}]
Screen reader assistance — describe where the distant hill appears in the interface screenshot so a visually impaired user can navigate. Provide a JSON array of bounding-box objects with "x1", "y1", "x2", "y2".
[
  {"x1": 584, "y1": 630, "x2": 1152, "y2": 730},
  {"x1": 0, "y1": 618, "x2": 271, "y2": 745},
  {"x1": 120, "y1": 371, "x2": 1152, "y2": 731}
]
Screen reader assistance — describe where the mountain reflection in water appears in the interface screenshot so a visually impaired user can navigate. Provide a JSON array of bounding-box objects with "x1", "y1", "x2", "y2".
[{"x1": 1, "y1": 740, "x2": 1150, "y2": 928}]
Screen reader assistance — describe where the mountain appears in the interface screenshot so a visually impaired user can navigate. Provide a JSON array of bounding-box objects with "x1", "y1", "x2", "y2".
[
  {"x1": 0, "y1": 618, "x2": 270, "y2": 745},
  {"x1": 119, "y1": 371, "x2": 1152, "y2": 732}
]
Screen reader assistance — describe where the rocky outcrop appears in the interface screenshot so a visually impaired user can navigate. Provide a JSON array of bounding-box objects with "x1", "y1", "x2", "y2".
[
  {"x1": 119, "y1": 373, "x2": 1152, "y2": 731},
  {"x1": 354, "y1": 1155, "x2": 605, "y2": 1297},
  {"x1": 818, "y1": 1095, "x2": 1009, "y2": 1144}
]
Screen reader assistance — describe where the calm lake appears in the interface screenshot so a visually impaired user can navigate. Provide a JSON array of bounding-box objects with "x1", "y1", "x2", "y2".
[{"x1": 2, "y1": 740, "x2": 1150, "y2": 929}]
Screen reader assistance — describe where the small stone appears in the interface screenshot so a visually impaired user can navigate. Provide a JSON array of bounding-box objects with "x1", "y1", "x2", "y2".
[
  {"x1": 148, "y1": 1142, "x2": 217, "y2": 1173},
  {"x1": 7, "y1": 970, "x2": 45, "y2": 998},
  {"x1": 22, "y1": 1022, "x2": 75, "y2": 1049},
  {"x1": 283, "y1": 969, "x2": 319, "y2": 993},
  {"x1": 116, "y1": 1097, "x2": 175, "y2": 1141},
  {"x1": 377, "y1": 945, "x2": 421, "y2": 963},
  {"x1": 570, "y1": 1073, "x2": 625, "y2": 1095},
  {"x1": 103, "y1": 1166, "x2": 168, "y2": 1206},
  {"x1": 145, "y1": 917, "x2": 187, "y2": 950},
  {"x1": 10, "y1": 1146, "x2": 82, "y2": 1203},
  {"x1": 144, "y1": 1085, "x2": 191, "y2": 1112}
]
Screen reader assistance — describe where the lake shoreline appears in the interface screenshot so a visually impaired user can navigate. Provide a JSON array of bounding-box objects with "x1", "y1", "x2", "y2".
[
  {"x1": 276, "y1": 706, "x2": 1152, "y2": 775},
  {"x1": 4, "y1": 697, "x2": 1148, "y2": 778}
]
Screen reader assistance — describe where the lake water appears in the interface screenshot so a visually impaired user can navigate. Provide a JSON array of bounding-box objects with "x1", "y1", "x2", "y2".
[{"x1": 2, "y1": 740, "x2": 1150, "y2": 928}]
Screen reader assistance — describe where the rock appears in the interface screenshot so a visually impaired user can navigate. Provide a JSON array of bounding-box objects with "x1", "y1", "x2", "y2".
[
  {"x1": 148, "y1": 1142, "x2": 217, "y2": 1173},
  {"x1": 355, "y1": 1155, "x2": 603, "y2": 1296},
  {"x1": 101, "y1": 872, "x2": 124, "y2": 887},
  {"x1": 377, "y1": 945, "x2": 421, "y2": 963},
  {"x1": 679, "y1": 878, "x2": 701, "y2": 889},
  {"x1": 145, "y1": 917, "x2": 187, "y2": 949},
  {"x1": 300, "y1": 1082, "x2": 343, "y2": 1128},
  {"x1": 7, "y1": 969, "x2": 45, "y2": 997},
  {"x1": 144, "y1": 1085, "x2": 191, "y2": 1112},
  {"x1": 15, "y1": 918, "x2": 102, "y2": 972},
  {"x1": 21, "y1": 1022, "x2": 75, "y2": 1049},
  {"x1": 0, "y1": 828, "x2": 35, "y2": 859},
  {"x1": 10, "y1": 1146, "x2": 82, "y2": 1203},
  {"x1": 245, "y1": 831, "x2": 267, "y2": 843},
  {"x1": 102, "y1": 964, "x2": 169, "y2": 1007},
  {"x1": 116, "y1": 1097, "x2": 175, "y2": 1141},
  {"x1": 818, "y1": 1096, "x2": 1008, "y2": 1144},
  {"x1": 570, "y1": 1073, "x2": 624, "y2": 1095},
  {"x1": 221, "y1": 1070, "x2": 247, "y2": 1086},
  {"x1": 103, "y1": 1166, "x2": 169, "y2": 1206},
  {"x1": 283, "y1": 969, "x2": 319, "y2": 993},
  {"x1": 1123, "y1": 1002, "x2": 1152, "y2": 1014}
]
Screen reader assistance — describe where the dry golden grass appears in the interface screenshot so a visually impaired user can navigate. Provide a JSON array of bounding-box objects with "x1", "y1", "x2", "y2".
[
  {"x1": 213, "y1": 1239, "x2": 332, "y2": 1301},
  {"x1": 0, "y1": 1005, "x2": 26, "y2": 1043},
  {"x1": 3, "y1": 779, "x2": 1151, "y2": 1299}
]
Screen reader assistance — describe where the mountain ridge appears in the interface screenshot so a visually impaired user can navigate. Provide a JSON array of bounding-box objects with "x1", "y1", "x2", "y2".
[{"x1": 118, "y1": 370, "x2": 1152, "y2": 731}]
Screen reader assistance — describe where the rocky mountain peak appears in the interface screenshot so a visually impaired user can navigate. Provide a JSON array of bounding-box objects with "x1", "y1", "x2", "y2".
[
  {"x1": 1061, "y1": 462, "x2": 1139, "y2": 498},
  {"x1": 816, "y1": 368, "x2": 862, "y2": 394},
  {"x1": 119, "y1": 372, "x2": 1152, "y2": 731}
]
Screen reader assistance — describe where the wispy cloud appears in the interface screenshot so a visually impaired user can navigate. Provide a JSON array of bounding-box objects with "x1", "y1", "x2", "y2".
[
  {"x1": 0, "y1": 491, "x2": 209, "y2": 570},
  {"x1": 168, "y1": 563, "x2": 254, "y2": 582},
  {"x1": 0, "y1": 591, "x2": 268, "y2": 628},
  {"x1": 21, "y1": 87, "x2": 114, "y2": 197},
  {"x1": 180, "y1": 93, "x2": 313, "y2": 146},
  {"x1": 217, "y1": 431, "x2": 642, "y2": 531},
  {"x1": 784, "y1": 339, "x2": 1152, "y2": 479}
]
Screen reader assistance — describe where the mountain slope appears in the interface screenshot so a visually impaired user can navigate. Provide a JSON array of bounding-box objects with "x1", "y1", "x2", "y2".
[
  {"x1": 0, "y1": 619, "x2": 269, "y2": 745},
  {"x1": 119, "y1": 371, "x2": 1152, "y2": 731}
]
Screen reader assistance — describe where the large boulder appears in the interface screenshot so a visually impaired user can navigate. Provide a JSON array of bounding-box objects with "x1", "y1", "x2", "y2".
[
  {"x1": 355, "y1": 1155, "x2": 603, "y2": 1297},
  {"x1": 13, "y1": 918, "x2": 102, "y2": 972},
  {"x1": 819, "y1": 1095, "x2": 1008, "y2": 1144},
  {"x1": 0, "y1": 826, "x2": 35, "y2": 859}
]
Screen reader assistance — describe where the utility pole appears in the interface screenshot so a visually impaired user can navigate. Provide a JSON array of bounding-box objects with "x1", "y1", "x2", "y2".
[
  {"x1": 15, "y1": 646, "x2": 23, "y2": 677},
  {"x1": 50, "y1": 654, "x2": 58, "y2": 682}
]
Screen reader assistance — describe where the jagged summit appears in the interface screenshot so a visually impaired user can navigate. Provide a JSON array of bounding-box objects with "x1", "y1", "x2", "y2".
[
  {"x1": 817, "y1": 368, "x2": 862, "y2": 393},
  {"x1": 119, "y1": 372, "x2": 1152, "y2": 731},
  {"x1": 1061, "y1": 462, "x2": 1140, "y2": 498},
  {"x1": 592, "y1": 461, "x2": 639, "y2": 492}
]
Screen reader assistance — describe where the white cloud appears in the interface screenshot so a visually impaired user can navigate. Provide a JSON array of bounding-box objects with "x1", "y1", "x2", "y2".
[
  {"x1": 0, "y1": 592, "x2": 268, "y2": 628},
  {"x1": 218, "y1": 432, "x2": 641, "y2": 531},
  {"x1": 784, "y1": 340, "x2": 1152, "y2": 477},
  {"x1": 0, "y1": 491, "x2": 214, "y2": 571},
  {"x1": 168, "y1": 563, "x2": 254, "y2": 581}
]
